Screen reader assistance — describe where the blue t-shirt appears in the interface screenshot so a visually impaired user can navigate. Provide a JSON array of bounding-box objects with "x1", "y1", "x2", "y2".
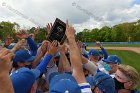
[{"x1": 131, "y1": 90, "x2": 140, "y2": 93}]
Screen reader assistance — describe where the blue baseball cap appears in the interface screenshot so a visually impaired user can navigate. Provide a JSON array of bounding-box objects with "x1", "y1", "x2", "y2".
[
  {"x1": 82, "y1": 53, "x2": 89, "y2": 59},
  {"x1": 88, "y1": 49, "x2": 100, "y2": 57},
  {"x1": 49, "y1": 72, "x2": 81, "y2": 93},
  {"x1": 103, "y1": 55, "x2": 121, "y2": 64},
  {"x1": 13, "y1": 49, "x2": 36, "y2": 63},
  {"x1": 7, "y1": 45, "x2": 14, "y2": 49},
  {"x1": 86, "y1": 72, "x2": 116, "y2": 93},
  {"x1": 7, "y1": 43, "x2": 16, "y2": 49},
  {"x1": 10, "y1": 67, "x2": 41, "y2": 93}
]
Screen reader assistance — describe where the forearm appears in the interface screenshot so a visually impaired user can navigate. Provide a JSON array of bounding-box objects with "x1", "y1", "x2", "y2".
[
  {"x1": 26, "y1": 36, "x2": 38, "y2": 55},
  {"x1": 32, "y1": 53, "x2": 44, "y2": 68},
  {"x1": 60, "y1": 52, "x2": 71, "y2": 72},
  {"x1": 11, "y1": 46, "x2": 19, "y2": 53},
  {"x1": 32, "y1": 47, "x2": 45, "y2": 68},
  {"x1": 81, "y1": 55, "x2": 88, "y2": 64},
  {"x1": 100, "y1": 47, "x2": 108, "y2": 59},
  {"x1": 11, "y1": 48, "x2": 17, "y2": 53},
  {"x1": 82, "y1": 55, "x2": 97, "y2": 75},
  {"x1": 36, "y1": 54, "x2": 52, "y2": 73},
  {"x1": 84, "y1": 60, "x2": 97, "y2": 75},
  {"x1": 69, "y1": 37, "x2": 83, "y2": 69},
  {"x1": 68, "y1": 37, "x2": 86, "y2": 83},
  {"x1": 0, "y1": 73, "x2": 14, "y2": 93},
  {"x1": 58, "y1": 57, "x2": 64, "y2": 73}
]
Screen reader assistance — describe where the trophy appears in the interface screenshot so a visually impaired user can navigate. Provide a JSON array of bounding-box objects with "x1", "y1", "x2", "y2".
[{"x1": 46, "y1": 18, "x2": 66, "y2": 44}]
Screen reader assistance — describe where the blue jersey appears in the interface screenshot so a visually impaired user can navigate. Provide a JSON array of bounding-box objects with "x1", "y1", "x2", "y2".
[{"x1": 131, "y1": 90, "x2": 140, "y2": 93}]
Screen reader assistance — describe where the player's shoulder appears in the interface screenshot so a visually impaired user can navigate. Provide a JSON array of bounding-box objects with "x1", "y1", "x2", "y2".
[{"x1": 131, "y1": 89, "x2": 140, "y2": 93}]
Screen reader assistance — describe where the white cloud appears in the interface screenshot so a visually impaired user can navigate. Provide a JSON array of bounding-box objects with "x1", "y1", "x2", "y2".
[{"x1": 0, "y1": 0, "x2": 140, "y2": 32}]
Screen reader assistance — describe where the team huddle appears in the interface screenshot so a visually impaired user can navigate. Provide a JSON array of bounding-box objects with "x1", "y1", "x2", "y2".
[{"x1": 0, "y1": 20, "x2": 139, "y2": 93}]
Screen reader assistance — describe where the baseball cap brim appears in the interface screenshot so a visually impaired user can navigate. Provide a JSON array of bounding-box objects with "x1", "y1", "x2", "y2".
[
  {"x1": 102, "y1": 59, "x2": 112, "y2": 63},
  {"x1": 26, "y1": 56, "x2": 36, "y2": 62},
  {"x1": 7, "y1": 45, "x2": 15, "y2": 49}
]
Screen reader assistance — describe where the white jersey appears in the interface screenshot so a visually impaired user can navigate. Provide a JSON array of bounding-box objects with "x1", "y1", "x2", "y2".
[
  {"x1": 97, "y1": 60, "x2": 109, "y2": 74},
  {"x1": 110, "y1": 73, "x2": 115, "y2": 78}
]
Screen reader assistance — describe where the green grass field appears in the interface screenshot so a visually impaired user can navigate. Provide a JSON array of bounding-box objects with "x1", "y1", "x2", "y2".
[
  {"x1": 107, "y1": 50, "x2": 140, "y2": 90},
  {"x1": 87, "y1": 44, "x2": 140, "y2": 47}
]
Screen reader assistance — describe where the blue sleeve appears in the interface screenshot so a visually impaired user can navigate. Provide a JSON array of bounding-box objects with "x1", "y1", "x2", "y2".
[
  {"x1": 26, "y1": 36, "x2": 38, "y2": 56},
  {"x1": 36, "y1": 90, "x2": 44, "y2": 93},
  {"x1": 97, "y1": 68, "x2": 101, "y2": 72},
  {"x1": 36, "y1": 54, "x2": 52, "y2": 73},
  {"x1": 131, "y1": 90, "x2": 140, "y2": 93},
  {"x1": 101, "y1": 47, "x2": 108, "y2": 59}
]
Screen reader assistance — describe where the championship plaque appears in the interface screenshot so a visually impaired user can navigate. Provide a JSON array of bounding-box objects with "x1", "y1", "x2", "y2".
[{"x1": 47, "y1": 18, "x2": 66, "y2": 44}]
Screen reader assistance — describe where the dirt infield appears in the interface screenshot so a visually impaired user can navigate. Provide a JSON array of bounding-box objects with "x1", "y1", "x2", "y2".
[{"x1": 87, "y1": 47, "x2": 140, "y2": 54}]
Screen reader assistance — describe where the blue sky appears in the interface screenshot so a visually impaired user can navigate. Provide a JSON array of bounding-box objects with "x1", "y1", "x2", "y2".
[{"x1": 133, "y1": 0, "x2": 140, "y2": 4}]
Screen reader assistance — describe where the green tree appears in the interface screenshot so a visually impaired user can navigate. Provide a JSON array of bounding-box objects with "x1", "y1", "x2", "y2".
[
  {"x1": 35, "y1": 27, "x2": 46, "y2": 43},
  {"x1": 98, "y1": 26, "x2": 111, "y2": 42},
  {"x1": 0, "y1": 21, "x2": 19, "y2": 41},
  {"x1": 82, "y1": 29, "x2": 91, "y2": 42},
  {"x1": 76, "y1": 32, "x2": 83, "y2": 41},
  {"x1": 121, "y1": 22, "x2": 135, "y2": 41},
  {"x1": 90, "y1": 28, "x2": 99, "y2": 42},
  {"x1": 111, "y1": 24, "x2": 126, "y2": 42},
  {"x1": 133, "y1": 22, "x2": 140, "y2": 41}
]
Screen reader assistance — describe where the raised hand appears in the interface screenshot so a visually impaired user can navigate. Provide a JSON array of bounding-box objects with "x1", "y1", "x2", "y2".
[
  {"x1": 0, "y1": 48, "x2": 14, "y2": 72},
  {"x1": 40, "y1": 40, "x2": 49, "y2": 54},
  {"x1": 46, "y1": 23, "x2": 52, "y2": 34},
  {"x1": 0, "y1": 48, "x2": 15, "y2": 93},
  {"x1": 11, "y1": 40, "x2": 24, "y2": 52},
  {"x1": 96, "y1": 41, "x2": 103, "y2": 47},
  {"x1": 29, "y1": 27, "x2": 40, "y2": 40},
  {"x1": 16, "y1": 29, "x2": 28, "y2": 39},
  {"x1": 65, "y1": 19, "x2": 88, "y2": 85},
  {"x1": 34, "y1": 27, "x2": 40, "y2": 35},
  {"x1": 58, "y1": 43, "x2": 68, "y2": 54},
  {"x1": 48, "y1": 40, "x2": 58, "y2": 56},
  {"x1": 65, "y1": 20, "x2": 75, "y2": 40}
]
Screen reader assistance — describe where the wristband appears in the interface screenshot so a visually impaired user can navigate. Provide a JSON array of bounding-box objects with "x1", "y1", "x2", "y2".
[{"x1": 78, "y1": 83, "x2": 92, "y2": 93}]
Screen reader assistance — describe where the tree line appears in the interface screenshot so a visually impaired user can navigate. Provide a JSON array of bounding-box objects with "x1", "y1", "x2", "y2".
[
  {"x1": 0, "y1": 19, "x2": 140, "y2": 43},
  {"x1": 0, "y1": 21, "x2": 46, "y2": 43},
  {"x1": 76, "y1": 19, "x2": 140, "y2": 42}
]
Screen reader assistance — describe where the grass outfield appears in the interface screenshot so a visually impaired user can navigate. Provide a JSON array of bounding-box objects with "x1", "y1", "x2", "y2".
[
  {"x1": 107, "y1": 50, "x2": 140, "y2": 90},
  {"x1": 87, "y1": 44, "x2": 140, "y2": 47}
]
